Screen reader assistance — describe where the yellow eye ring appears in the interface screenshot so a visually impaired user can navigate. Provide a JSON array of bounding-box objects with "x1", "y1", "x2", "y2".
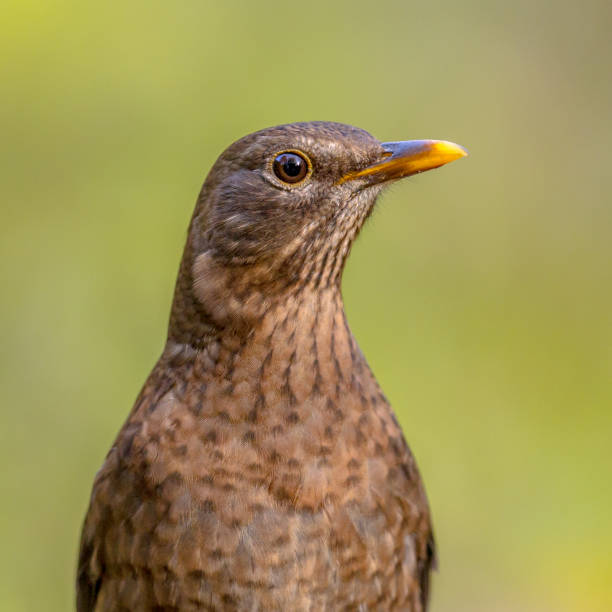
[{"x1": 271, "y1": 150, "x2": 312, "y2": 185}]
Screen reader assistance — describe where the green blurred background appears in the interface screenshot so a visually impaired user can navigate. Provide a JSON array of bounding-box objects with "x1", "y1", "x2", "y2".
[{"x1": 2, "y1": 1, "x2": 611, "y2": 610}]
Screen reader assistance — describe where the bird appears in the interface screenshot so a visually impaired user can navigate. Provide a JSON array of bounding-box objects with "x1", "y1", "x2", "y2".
[{"x1": 77, "y1": 121, "x2": 467, "y2": 611}]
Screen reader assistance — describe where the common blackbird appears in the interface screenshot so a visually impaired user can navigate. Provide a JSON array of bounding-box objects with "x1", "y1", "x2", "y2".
[{"x1": 77, "y1": 122, "x2": 467, "y2": 611}]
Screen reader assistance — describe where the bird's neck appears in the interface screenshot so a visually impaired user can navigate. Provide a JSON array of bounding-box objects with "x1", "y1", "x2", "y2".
[
  {"x1": 163, "y1": 282, "x2": 371, "y2": 402},
  {"x1": 163, "y1": 231, "x2": 376, "y2": 401},
  {"x1": 167, "y1": 231, "x2": 347, "y2": 348}
]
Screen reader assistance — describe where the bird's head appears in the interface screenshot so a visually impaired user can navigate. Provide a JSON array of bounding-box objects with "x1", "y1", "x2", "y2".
[{"x1": 170, "y1": 122, "x2": 466, "y2": 340}]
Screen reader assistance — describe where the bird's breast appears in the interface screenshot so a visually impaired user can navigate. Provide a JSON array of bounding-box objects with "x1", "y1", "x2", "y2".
[{"x1": 94, "y1": 290, "x2": 431, "y2": 609}]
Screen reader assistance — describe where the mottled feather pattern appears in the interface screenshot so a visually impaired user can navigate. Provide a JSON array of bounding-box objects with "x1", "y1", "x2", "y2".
[{"x1": 77, "y1": 122, "x2": 447, "y2": 611}]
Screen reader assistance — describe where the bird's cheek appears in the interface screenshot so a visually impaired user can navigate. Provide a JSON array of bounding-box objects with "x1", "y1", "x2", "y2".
[{"x1": 192, "y1": 252, "x2": 270, "y2": 330}]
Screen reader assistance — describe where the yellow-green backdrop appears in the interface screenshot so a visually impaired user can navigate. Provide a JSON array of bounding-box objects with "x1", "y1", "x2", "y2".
[{"x1": 2, "y1": 1, "x2": 611, "y2": 610}]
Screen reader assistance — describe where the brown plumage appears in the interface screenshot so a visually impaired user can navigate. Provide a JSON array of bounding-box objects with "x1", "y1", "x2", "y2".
[{"x1": 77, "y1": 122, "x2": 466, "y2": 611}]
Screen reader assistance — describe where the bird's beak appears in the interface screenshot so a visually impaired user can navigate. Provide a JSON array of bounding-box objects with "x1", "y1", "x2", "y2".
[{"x1": 338, "y1": 140, "x2": 468, "y2": 185}]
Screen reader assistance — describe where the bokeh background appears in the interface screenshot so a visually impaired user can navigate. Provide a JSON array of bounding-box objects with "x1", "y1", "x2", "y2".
[{"x1": 2, "y1": 1, "x2": 611, "y2": 610}]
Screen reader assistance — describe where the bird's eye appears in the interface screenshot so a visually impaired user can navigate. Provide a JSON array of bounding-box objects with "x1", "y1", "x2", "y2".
[{"x1": 272, "y1": 151, "x2": 310, "y2": 184}]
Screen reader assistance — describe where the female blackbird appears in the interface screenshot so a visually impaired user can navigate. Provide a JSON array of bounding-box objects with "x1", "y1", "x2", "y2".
[{"x1": 77, "y1": 122, "x2": 466, "y2": 611}]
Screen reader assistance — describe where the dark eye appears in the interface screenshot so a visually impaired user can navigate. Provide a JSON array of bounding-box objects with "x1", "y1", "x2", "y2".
[{"x1": 272, "y1": 151, "x2": 310, "y2": 184}]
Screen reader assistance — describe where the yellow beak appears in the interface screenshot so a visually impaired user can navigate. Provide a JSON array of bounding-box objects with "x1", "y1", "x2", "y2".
[{"x1": 338, "y1": 139, "x2": 467, "y2": 185}]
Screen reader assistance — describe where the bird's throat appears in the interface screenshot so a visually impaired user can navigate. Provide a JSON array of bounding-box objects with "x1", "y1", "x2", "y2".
[{"x1": 163, "y1": 283, "x2": 373, "y2": 420}]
